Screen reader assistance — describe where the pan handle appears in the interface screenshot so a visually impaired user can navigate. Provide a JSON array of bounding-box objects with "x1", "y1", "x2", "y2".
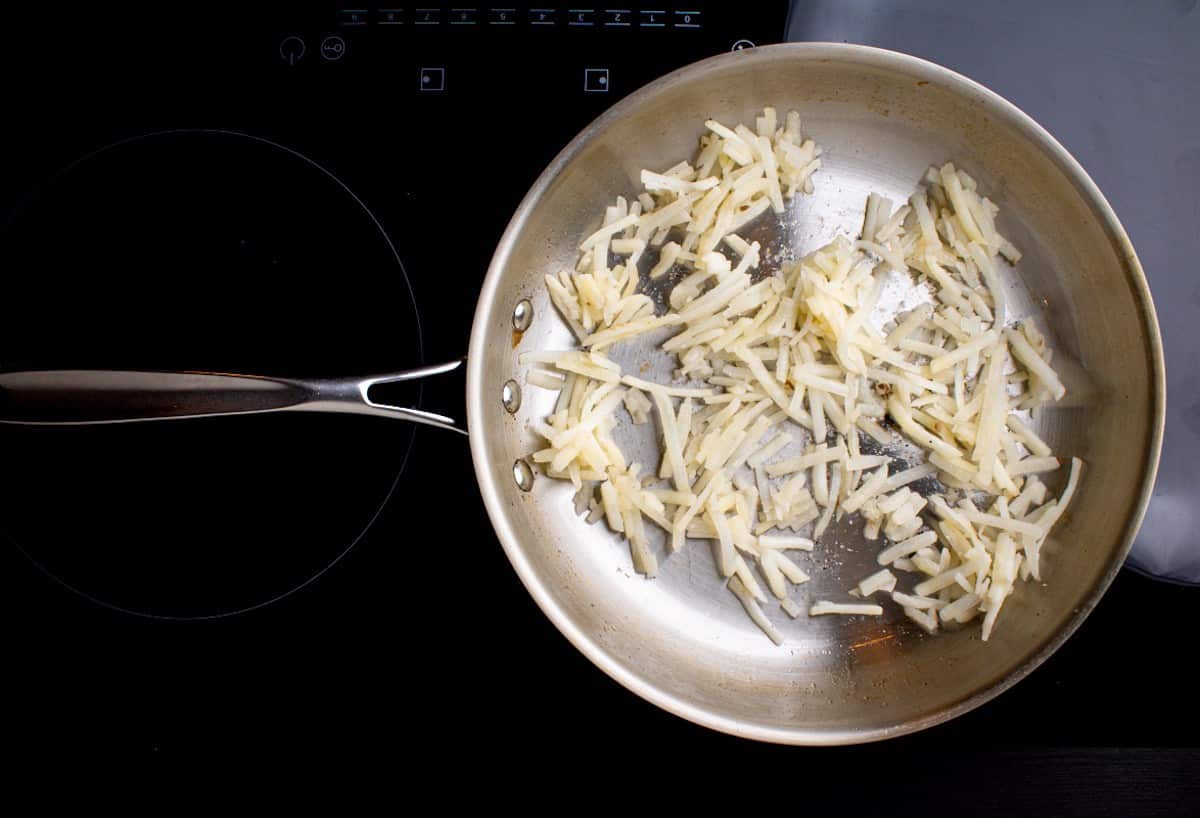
[{"x1": 0, "y1": 358, "x2": 468, "y2": 435}]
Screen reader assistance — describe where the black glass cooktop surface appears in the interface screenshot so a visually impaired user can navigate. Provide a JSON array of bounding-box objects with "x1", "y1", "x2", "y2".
[{"x1": 2, "y1": 5, "x2": 1197, "y2": 793}]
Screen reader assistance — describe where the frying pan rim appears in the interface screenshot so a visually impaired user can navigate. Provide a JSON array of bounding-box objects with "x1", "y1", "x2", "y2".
[{"x1": 466, "y1": 42, "x2": 1166, "y2": 745}]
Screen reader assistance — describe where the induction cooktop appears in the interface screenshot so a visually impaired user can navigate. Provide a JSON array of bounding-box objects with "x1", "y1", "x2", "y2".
[{"x1": 1, "y1": 3, "x2": 1195, "y2": 764}]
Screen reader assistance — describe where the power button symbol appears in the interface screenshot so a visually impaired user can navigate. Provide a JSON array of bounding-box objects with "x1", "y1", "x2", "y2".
[
  {"x1": 279, "y1": 36, "x2": 305, "y2": 66},
  {"x1": 320, "y1": 36, "x2": 346, "y2": 61},
  {"x1": 731, "y1": 39, "x2": 756, "y2": 52}
]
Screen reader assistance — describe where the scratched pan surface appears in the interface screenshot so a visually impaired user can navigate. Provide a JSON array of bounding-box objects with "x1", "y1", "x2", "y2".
[{"x1": 466, "y1": 44, "x2": 1164, "y2": 744}]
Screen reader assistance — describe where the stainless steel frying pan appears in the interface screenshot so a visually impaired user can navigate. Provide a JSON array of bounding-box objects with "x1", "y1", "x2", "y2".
[{"x1": 0, "y1": 44, "x2": 1164, "y2": 744}]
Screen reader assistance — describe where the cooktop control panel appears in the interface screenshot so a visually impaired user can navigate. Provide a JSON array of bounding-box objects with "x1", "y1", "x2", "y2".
[{"x1": 265, "y1": 3, "x2": 789, "y2": 103}]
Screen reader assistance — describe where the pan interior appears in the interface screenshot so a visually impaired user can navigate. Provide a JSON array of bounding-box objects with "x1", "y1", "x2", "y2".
[{"x1": 468, "y1": 45, "x2": 1161, "y2": 743}]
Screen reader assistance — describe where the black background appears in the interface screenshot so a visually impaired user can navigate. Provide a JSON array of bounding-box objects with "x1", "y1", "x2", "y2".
[{"x1": 1, "y1": 3, "x2": 1197, "y2": 808}]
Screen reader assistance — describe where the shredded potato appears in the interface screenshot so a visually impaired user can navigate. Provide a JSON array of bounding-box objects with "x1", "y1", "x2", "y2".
[
  {"x1": 810, "y1": 601, "x2": 884, "y2": 617},
  {"x1": 527, "y1": 107, "x2": 1081, "y2": 646}
]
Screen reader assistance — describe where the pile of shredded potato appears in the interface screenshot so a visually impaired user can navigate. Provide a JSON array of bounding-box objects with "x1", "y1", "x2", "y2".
[{"x1": 523, "y1": 107, "x2": 1081, "y2": 645}]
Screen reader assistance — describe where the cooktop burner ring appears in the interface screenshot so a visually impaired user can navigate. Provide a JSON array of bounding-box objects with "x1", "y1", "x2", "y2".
[{"x1": 1, "y1": 128, "x2": 424, "y2": 619}]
